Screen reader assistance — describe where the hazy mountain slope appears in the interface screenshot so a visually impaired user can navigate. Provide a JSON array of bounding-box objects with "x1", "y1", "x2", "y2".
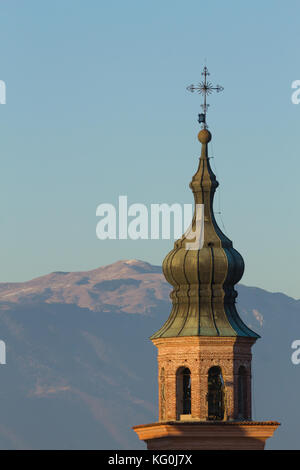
[
  {"x1": 0, "y1": 260, "x2": 168, "y2": 314},
  {"x1": 0, "y1": 260, "x2": 298, "y2": 449}
]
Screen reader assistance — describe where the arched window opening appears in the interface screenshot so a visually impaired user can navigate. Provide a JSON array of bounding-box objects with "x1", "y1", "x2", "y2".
[
  {"x1": 238, "y1": 366, "x2": 247, "y2": 420},
  {"x1": 176, "y1": 367, "x2": 191, "y2": 419},
  {"x1": 207, "y1": 366, "x2": 225, "y2": 421}
]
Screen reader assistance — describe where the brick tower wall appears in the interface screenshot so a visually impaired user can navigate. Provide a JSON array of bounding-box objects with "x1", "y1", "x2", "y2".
[{"x1": 153, "y1": 336, "x2": 255, "y2": 422}]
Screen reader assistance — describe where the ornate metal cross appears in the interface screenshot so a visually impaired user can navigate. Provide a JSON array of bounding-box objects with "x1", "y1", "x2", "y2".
[{"x1": 187, "y1": 66, "x2": 224, "y2": 128}]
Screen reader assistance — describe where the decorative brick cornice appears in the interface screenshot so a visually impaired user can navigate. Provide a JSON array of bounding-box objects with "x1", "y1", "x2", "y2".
[{"x1": 133, "y1": 421, "x2": 280, "y2": 450}]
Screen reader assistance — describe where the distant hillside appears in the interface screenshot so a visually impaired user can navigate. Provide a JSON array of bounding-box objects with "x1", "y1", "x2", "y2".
[
  {"x1": 0, "y1": 259, "x2": 169, "y2": 314},
  {"x1": 0, "y1": 260, "x2": 299, "y2": 449}
]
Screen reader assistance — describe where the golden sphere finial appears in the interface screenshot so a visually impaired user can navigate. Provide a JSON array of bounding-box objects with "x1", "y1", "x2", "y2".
[{"x1": 198, "y1": 129, "x2": 212, "y2": 144}]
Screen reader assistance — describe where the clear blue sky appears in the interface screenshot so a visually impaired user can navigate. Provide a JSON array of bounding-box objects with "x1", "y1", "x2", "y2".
[{"x1": 1, "y1": 0, "x2": 300, "y2": 298}]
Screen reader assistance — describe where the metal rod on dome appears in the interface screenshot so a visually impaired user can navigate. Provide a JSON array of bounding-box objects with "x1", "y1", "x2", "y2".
[{"x1": 186, "y1": 66, "x2": 224, "y2": 129}]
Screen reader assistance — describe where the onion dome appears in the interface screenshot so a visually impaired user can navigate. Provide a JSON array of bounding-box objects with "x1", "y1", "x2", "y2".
[{"x1": 151, "y1": 129, "x2": 259, "y2": 338}]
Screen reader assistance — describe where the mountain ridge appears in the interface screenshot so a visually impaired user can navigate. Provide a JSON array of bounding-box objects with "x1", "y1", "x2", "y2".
[
  {"x1": 0, "y1": 260, "x2": 168, "y2": 315},
  {"x1": 1, "y1": 259, "x2": 299, "y2": 312}
]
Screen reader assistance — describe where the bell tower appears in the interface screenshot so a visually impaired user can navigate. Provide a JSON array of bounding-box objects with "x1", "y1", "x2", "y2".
[{"x1": 133, "y1": 67, "x2": 279, "y2": 450}]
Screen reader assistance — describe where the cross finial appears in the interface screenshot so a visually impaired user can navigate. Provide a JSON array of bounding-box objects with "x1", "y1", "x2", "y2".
[{"x1": 187, "y1": 66, "x2": 224, "y2": 128}]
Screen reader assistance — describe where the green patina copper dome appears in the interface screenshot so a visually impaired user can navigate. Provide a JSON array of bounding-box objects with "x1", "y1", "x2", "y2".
[{"x1": 151, "y1": 129, "x2": 259, "y2": 339}]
